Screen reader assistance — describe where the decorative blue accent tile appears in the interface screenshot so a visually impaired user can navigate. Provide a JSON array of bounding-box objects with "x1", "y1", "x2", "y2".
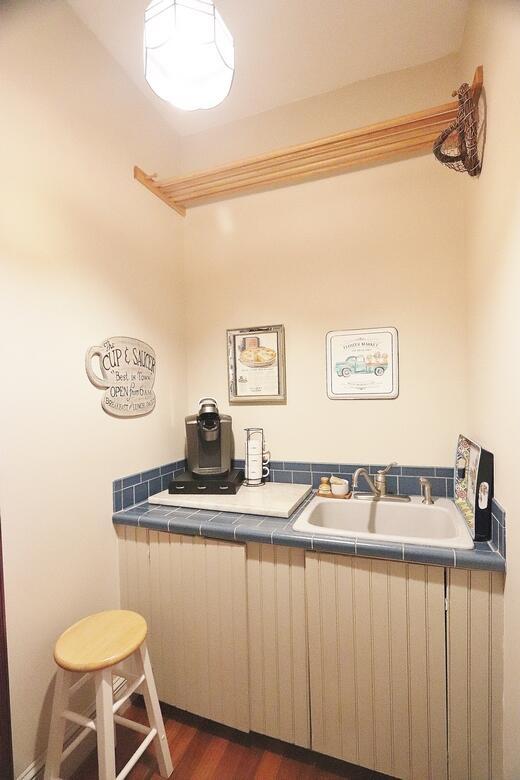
[
  {"x1": 138, "y1": 515, "x2": 171, "y2": 531},
  {"x1": 446, "y1": 479, "x2": 454, "y2": 498},
  {"x1": 113, "y1": 490, "x2": 122, "y2": 512},
  {"x1": 498, "y1": 525, "x2": 505, "y2": 558},
  {"x1": 122, "y1": 486, "x2": 135, "y2": 509},
  {"x1": 161, "y1": 474, "x2": 173, "y2": 491},
  {"x1": 271, "y1": 530, "x2": 314, "y2": 549},
  {"x1": 122, "y1": 473, "x2": 141, "y2": 489},
  {"x1": 174, "y1": 468, "x2": 185, "y2": 478},
  {"x1": 234, "y1": 525, "x2": 276, "y2": 543},
  {"x1": 146, "y1": 506, "x2": 173, "y2": 517},
  {"x1": 160, "y1": 463, "x2": 176, "y2": 475},
  {"x1": 454, "y1": 549, "x2": 505, "y2": 571},
  {"x1": 233, "y1": 513, "x2": 267, "y2": 526},
  {"x1": 257, "y1": 518, "x2": 291, "y2": 531},
  {"x1": 403, "y1": 545, "x2": 455, "y2": 567},
  {"x1": 284, "y1": 461, "x2": 311, "y2": 471},
  {"x1": 142, "y1": 468, "x2": 161, "y2": 482},
  {"x1": 232, "y1": 459, "x2": 245, "y2": 468},
  {"x1": 293, "y1": 471, "x2": 313, "y2": 485},
  {"x1": 339, "y1": 464, "x2": 369, "y2": 474},
  {"x1": 401, "y1": 466, "x2": 435, "y2": 477},
  {"x1": 435, "y1": 467, "x2": 454, "y2": 478},
  {"x1": 312, "y1": 536, "x2": 356, "y2": 555},
  {"x1": 202, "y1": 524, "x2": 237, "y2": 542},
  {"x1": 311, "y1": 463, "x2": 340, "y2": 472},
  {"x1": 384, "y1": 475, "x2": 398, "y2": 494},
  {"x1": 212, "y1": 512, "x2": 243, "y2": 523},
  {"x1": 191, "y1": 510, "x2": 219, "y2": 521},
  {"x1": 134, "y1": 482, "x2": 149, "y2": 504},
  {"x1": 369, "y1": 464, "x2": 401, "y2": 476},
  {"x1": 491, "y1": 498, "x2": 505, "y2": 525},
  {"x1": 166, "y1": 517, "x2": 200, "y2": 536},
  {"x1": 356, "y1": 540, "x2": 403, "y2": 560},
  {"x1": 113, "y1": 511, "x2": 138, "y2": 527},
  {"x1": 169, "y1": 508, "x2": 200, "y2": 518},
  {"x1": 113, "y1": 479, "x2": 122, "y2": 492},
  {"x1": 398, "y1": 476, "x2": 447, "y2": 497},
  {"x1": 491, "y1": 517, "x2": 499, "y2": 548},
  {"x1": 273, "y1": 470, "x2": 292, "y2": 483},
  {"x1": 148, "y1": 477, "x2": 162, "y2": 496},
  {"x1": 269, "y1": 461, "x2": 284, "y2": 470}
]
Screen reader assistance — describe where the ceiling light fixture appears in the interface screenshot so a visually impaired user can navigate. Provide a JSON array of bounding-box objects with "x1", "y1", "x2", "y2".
[{"x1": 144, "y1": 0, "x2": 234, "y2": 111}]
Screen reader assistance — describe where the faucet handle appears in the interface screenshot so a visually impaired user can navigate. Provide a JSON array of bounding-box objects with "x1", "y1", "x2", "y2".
[{"x1": 377, "y1": 462, "x2": 397, "y2": 475}]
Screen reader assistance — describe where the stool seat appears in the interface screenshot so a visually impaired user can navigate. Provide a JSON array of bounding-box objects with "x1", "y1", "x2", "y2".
[{"x1": 54, "y1": 609, "x2": 147, "y2": 672}]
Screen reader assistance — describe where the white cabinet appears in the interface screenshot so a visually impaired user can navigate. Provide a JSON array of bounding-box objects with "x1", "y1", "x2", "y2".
[
  {"x1": 306, "y1": 554, "x2": 447, "y2": 780},
  {"x1": 447, "y1": 569, "x2": 504, "y2": 780},
  {"x1": 117, "y1": 526, "x2": 250, "y2": 731},
  {"x1": 246, "y1": 543, "x2": 309, "y2": 747},
  {"x1": 116, "y1": 527, "x2": 504, "y2": 779}
]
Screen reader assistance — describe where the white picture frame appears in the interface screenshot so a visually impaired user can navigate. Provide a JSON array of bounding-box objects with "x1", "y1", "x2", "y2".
[{"x1": 326, "y1": 327, "x2": 399, "y2": 400}]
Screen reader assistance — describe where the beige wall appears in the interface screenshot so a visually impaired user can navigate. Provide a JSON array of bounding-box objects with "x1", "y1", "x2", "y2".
[
  {"x1": 179, "y1": 55, "x2": 460, "y2": 172},
  {"x1": 182, "y1": 60, "x2": 467, "y2": 465},
  {"x1": 0, "y1": 1, "x2": 186, "y2": 774},
  {"x1": 4, "y1": 2, "x2": 515, "y2": 776},
  {"x1": 459, "y1": 2, "x2": 520, "y2": 777}
]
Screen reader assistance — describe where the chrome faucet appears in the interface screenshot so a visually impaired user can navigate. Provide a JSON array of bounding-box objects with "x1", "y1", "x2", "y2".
[
  {"x1": 420, "y1": 477, "x2": 434, "y2": 505},
  {"x1": 353, "y1": 462, "x2": 410, "y2": 503},
  {"x1": 352, "y1": 467, "x2": 379, "y2": 496}
]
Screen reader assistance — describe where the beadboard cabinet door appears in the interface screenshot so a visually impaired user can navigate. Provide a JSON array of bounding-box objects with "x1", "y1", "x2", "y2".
[
  {"x1": 447, "y1": 569, "x2": 504, "y2": 780},
  {"x1": 246, "y1": 543, "x2": 310, "y2": 747},
  {"x1": 116, "y1": 526, "x2": 250, "y2": 732},
  {"x1": 306, "y1": 553, "x2": 447, "y2": 780}
]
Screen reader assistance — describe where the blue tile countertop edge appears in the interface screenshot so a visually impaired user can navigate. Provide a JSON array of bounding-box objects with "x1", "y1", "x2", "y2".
[{"x1": 112, "y1": 492, "x2": 505, "y2": 573}]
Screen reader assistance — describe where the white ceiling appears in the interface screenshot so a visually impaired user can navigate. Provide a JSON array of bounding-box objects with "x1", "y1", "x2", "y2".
[{"x1": 67, "y1": 0, "x2": 469, "y2": 136}]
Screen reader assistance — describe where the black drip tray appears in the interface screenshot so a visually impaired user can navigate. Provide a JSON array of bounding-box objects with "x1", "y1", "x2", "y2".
[{"x1": 169, "y1": 469, "x2": 244, "y2": 495}]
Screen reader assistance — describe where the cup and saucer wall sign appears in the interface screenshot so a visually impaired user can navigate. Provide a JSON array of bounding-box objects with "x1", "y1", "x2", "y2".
[{"x1": 85, "y1": 336, "x2": 156, "y2": 417}]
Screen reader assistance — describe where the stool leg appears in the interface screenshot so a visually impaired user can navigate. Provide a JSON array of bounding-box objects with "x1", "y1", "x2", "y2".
[
  {"x1": 44, "y1": 668, "x2": 71, "y2": 780},
  {"x1": 138, "y1": 642, "x2": 173, "y2": 778},
  {"x1": 95, "y1": 668, "x2": 116, "y2": 780}
]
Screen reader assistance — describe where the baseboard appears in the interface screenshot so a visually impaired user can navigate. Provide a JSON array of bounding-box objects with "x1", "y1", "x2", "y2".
[{"x1": 16, "y1": 676, "x2": 127, "y2": 780}]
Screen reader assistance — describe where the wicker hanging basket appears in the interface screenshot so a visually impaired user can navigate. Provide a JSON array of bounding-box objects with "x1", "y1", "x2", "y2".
[{"x1": 433, "y1": 82, "x2": 482, "y2": 177}]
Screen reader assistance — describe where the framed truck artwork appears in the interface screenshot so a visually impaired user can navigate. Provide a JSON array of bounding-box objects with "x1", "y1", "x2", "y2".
[{"x1": 326, "y1": 327, "x2": 399, "y2": 400}]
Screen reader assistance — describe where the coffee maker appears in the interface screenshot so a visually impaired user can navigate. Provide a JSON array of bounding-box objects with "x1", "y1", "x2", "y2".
[{"x1": 169, "y1": 398, "x2": 244, "y2": 495}]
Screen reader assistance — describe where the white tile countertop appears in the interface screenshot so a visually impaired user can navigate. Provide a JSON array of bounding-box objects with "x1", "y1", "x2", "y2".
[{"x1": 148, "y1": 482, "x2": 312, "y2": 518}]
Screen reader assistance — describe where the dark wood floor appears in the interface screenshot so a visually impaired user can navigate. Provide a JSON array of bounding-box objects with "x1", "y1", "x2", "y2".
[{"x1": 73, "y1": 700, "x2": 393, "y2": 779}]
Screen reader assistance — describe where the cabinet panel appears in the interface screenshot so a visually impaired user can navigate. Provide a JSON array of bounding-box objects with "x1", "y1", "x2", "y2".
[
  {"x1": 246, "y1": 543, "x2": 310, "y2": 747},
  {"x1": 306, "y1": 553, "x2": 447, "y2": 780},
  {"x1": 116, "y1": 526, "x2": 249, "y2": 732},
  {"x1": 447, "y1": 569, "x2": 504, "y2": 780}
]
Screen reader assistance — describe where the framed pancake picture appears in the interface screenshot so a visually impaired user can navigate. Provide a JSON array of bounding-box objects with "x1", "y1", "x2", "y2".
[{"x1": 227, "y1": 325, "x2": 286, "y2": 404}]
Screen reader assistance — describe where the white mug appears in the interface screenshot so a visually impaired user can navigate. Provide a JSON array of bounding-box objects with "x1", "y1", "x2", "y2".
[{"x1": 245, "y1": 437, "x2": 270, "y2": 485}]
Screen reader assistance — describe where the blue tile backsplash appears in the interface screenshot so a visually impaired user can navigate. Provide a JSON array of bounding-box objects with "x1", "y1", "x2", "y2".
[
  {"x1": 251, "y1": 459, "x2": 456, "y2": 499},
  {"x1": 113, "y1": 457, "x2": 506, "y2": 563},
  {"x1": 114, "y1": 459, "x2": 186, "y2": 511}
]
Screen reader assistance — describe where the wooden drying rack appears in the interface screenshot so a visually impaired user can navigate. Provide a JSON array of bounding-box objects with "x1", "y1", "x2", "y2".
[{"x1": 135, "y1": 66, "x2": 483, "y2": 217}]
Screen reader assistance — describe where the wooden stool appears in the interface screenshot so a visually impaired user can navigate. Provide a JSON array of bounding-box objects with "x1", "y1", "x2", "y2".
[{"x1": 44, "y1": 609, "x2": 173, "y2": 780}]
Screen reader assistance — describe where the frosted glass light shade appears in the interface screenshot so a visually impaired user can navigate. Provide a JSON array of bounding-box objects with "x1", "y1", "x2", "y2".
[{"x1": 144, "y1": 0, "x2": 234, "y2": 111}]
